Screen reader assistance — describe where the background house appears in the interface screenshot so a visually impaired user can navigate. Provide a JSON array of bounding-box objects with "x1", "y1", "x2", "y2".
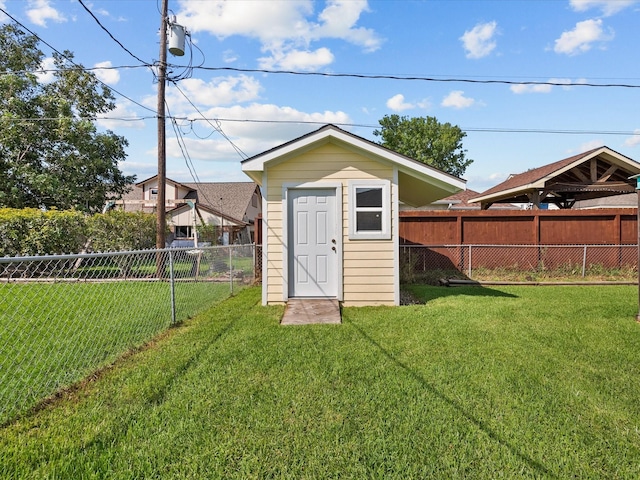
[
  {"x1": 400, "y1": 189, "x2": 519, "y2": 211},
  {"x1": 114, "y1": 176, "x2": 262, "y2": 245}
]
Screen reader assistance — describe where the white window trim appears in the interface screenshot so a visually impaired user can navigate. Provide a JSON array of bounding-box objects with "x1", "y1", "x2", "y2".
[{"x1": 348, "y1": 179, "x2": 391, "y2": 240}]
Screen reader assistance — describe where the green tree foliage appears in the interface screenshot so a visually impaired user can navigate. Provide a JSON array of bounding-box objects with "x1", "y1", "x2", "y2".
[
  {"x1": 373, "y1": 114, "x2": 473, "y2": 177},
  {"x1": 0, "y1": 24, "x2": 135, "y2": 212},
  {"x1": 196, "y1": 223, "x2": 220, "y2": 245}
]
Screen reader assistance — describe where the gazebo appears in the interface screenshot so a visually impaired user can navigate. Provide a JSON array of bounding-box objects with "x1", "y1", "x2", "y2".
[{"x1": 471, "y1": 147, "x2": 640, "y2": 210}]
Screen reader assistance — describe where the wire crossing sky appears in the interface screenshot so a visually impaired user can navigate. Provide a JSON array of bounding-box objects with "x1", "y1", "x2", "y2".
[{"x1": 2, "y1": 0, "x2": 640, "y2": 192}]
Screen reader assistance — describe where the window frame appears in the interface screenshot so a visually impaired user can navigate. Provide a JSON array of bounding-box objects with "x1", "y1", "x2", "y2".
[
  {"x1": 175, "y1": 225, "x2": 193, "y2": 238},
  {"x1": 348, "y1": 179, "x2": 391, "y2": 240}
]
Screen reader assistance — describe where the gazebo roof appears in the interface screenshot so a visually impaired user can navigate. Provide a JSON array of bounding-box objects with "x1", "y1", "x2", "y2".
[{"x1": 470, "y1": 146, "x2": 640, "y2": 209}]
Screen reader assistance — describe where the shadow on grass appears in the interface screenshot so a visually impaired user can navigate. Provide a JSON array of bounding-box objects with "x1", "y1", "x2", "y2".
[
  {"x1": 404, "y1": 284, "x2": 519, "y2": 304},
  {"x1": 348, "y1": 319, "x2": 556, "y2": 479}
]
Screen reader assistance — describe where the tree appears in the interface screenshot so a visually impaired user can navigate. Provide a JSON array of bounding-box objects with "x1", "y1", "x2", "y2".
[
  {"x1": 373, "y1": 114, "x2": 473, "y2": 177},
  {"x1": 0, "y1": 24, "x2": 135, "y2": 212}
]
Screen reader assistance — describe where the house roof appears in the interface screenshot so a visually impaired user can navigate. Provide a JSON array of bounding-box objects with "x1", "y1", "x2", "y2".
[
  {"x1": 116, "y1": 177, "x2": 258, "y2": 224},
  {"x1": 135, "y1": 175, "x2": 192, "y2": 191},
  {"x1": 430, "y1": 189, "x2": 519, "y2": 210},
  {"x1": 168, "y1": 202, "x2": 247, "y2": 226},
  {"x1": 241, "y1": 124, "x2": 465, "y2": 207},
  {"x1": 470, "y1": 146, "x2": 640, "y2": 207},
  {"x1": 182, "y1": 181, "x2": 258, "y2": 221}
]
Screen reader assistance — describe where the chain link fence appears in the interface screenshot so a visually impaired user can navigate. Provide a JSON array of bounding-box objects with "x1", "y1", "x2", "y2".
[
  {"x1": 0, "y1": 244, "x2": 256, "y2": 425},
  {"x1": 400, "y1": 244, "x2": 638, "y2": 284}
]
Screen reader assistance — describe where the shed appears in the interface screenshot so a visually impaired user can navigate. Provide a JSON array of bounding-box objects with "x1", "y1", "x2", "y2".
[{"x1": 241, "y1": 124, "x2": 465, "y2": 306}]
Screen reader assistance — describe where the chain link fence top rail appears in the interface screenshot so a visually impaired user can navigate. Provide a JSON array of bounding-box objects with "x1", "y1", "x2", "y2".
[
  {"x1": 0, "y1": 244, "x2": 256, "y2": 425},
  {"x1": 400, "y1": 244, "x2": 638, "y2": 284}
]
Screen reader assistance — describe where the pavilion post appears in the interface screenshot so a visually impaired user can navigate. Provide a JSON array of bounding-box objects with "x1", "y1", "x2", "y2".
[{"x1": 631, "y1": 174, "x2": 640, "y2": 322}]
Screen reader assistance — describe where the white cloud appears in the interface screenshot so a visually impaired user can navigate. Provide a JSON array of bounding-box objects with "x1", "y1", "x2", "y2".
[
  {"x1": 577, "y1": 140, "x2": 604, "y2": 152},
  {"x1": 97, "y1": 102, "x2": 145, "y2": 131},
  {"x1": 510, "y1": 83, "x2": 553, "y2": 94},
  {"x1": 0, "y1": 1, "x2": 7, "y2": 23},
  {"x1": 259, "y1": 47, "x2": 334, "y2": 71},
  {"x1": 164, "y1": 75, "x2": 262, "y2": 111},
  {"x1": 312, "y1": 0, "x2": 381, "y2": 52},
  {"x1": 222, "y1": 50, "x2": 238, "y2": 63},
  {"x1": 460, "y1": 21, "x2": 498, "y2": 59},
  {"x1": 441, "y1": 90, "x2": 476, "y2": 109},
  {"x1": 164, "y1": 103, "x2": 351, "y2": 161},
  {"x1": 93, "y1": 61, "x2": 120, "y2": 85},
  {"x1": 554, "y1": 19, "x2": 613, "y2": 55},
  {"x1": 624, "y1": 129, "x2": 640, "y2": 147},
  {"x1": 570, "y1": 0, "x2": 637, "y2": 16},
  {"x1": 177, "y1": 0, "x2": 382, "y2": 70},
  {"x1": 386, "y1": 94, "x2": 414, "y2": 112},
  {"x1": 35, "y1": 56, "x2": 56, "y2": 84},
  {"x1": 26, "y1": 0, "x2": 66, "y2": 27}
]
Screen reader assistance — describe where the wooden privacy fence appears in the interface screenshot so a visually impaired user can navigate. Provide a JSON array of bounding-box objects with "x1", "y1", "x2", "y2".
[
  {"x1": 400, "y1": 209, "x2": 639, "y2": 278},
  {"x1": 399, "y1": 209, "x2": 638, "y2": 245}
]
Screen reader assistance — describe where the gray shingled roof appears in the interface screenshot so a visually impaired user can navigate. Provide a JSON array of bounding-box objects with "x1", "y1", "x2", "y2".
[
  {"x1": 182, "y1": 182, "x2": 257, "y2": 222},
  {"x1": 114, "y1": 179, "x2": 258, "y2": 222}
]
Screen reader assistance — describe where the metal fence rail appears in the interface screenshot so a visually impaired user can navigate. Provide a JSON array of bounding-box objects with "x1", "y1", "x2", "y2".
[
  {"x1": 400, "y1": 244, "x2": 638, "y2": 283},
  {"x1": 0, "y1": 244, "x2": 256, "y2": 425}
]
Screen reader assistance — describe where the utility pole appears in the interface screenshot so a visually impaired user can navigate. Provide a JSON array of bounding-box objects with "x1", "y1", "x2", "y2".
[{"x1": 156, "y1": 0, "x2": 168, "y2": 275}]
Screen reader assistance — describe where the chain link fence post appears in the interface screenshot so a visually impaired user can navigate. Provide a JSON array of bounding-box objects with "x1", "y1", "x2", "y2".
[{"x1": 169, "y1": 249, "x2": 176, "y2": 325}]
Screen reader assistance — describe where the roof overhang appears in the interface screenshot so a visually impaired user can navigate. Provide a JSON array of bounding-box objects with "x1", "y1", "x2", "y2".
[{"x1": 241, "y1": 125, "x2": 465, "y2": 207}]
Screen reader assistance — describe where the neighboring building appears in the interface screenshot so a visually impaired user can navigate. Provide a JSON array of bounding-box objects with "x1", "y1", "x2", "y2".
[
  {"x1": 400, "y1": 188, "x2": 520, "y2": 211},
  {"x1": 241, "y1": 124, "x2": 465, "y2": 307},
  {"x1": 574, "y1": 192, "x2": 637, "y2": 209},
  {"x1": 113, "y1": 176, "x2": 261, "y2": 245}
]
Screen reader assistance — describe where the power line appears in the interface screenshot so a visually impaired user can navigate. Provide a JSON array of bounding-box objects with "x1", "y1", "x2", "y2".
[
  {"x1": 78, "y1": 0, "x2": 153, "y2": 67},
  {"x1": 178, "y1": 118, "x2": 640, "y2": 138},
  {"x1": 0, "y1": 115, "x2": 154, "y2": 123},
  {"x1": 166, "y1": 101, "x2": 222, "y2": 213},
  {"x1": 168, "y1": 80, "x2": 248, "y2": 159},
  {"x1": 7, "y1": 61, "x2": 640, "y2": 90},
  {"x1": 189, "y1": 66, "x2": 640, "y2": 89},
  {"x1": 0, "y1": 65, "x2": 150, "y2": 76},
  {"x1": 3, "y1": 114, "x2": 638, "y2": 138}
]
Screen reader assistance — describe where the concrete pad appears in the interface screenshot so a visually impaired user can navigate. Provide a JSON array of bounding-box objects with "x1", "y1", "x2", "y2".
[{"x1": 281, "y1": 298, "x2": 341, "y2": 325}]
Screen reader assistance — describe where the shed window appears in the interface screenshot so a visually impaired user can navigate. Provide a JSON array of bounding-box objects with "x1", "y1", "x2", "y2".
[{"x1": 349, "y1": 180, "x2": 390, "y2": 240}]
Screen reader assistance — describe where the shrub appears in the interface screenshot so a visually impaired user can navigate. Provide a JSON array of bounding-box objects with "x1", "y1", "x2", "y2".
[
  {"x1": 87, "y1": 210, "x2": 156, "y2": 252},
  {"x1": 0, "y1": 208, "x2": 86, "y2": 257}
]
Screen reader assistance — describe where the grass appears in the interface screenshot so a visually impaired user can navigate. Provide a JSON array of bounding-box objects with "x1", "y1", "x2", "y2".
[
  {"x1": 0, "y1": 280, "x2": 234, "y2": 425},
  {"x1": 1, "y1": 285, "x2": 640, "y2": 478},
  {"x1": 405, "y1": 265, "x2": 638, "y2": 285}
]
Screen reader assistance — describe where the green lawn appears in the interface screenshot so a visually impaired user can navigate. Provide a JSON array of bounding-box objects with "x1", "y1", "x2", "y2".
[
  {"x1": 1, "y1": 285, "x2": 640, "y2": 478},
  {"x1": 0, "y1": 280, "x2": 234, "y2": 425}
]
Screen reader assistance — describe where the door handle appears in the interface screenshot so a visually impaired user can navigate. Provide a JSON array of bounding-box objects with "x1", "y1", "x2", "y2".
[
  {"x1": 332, "y1": 246, "x2": 336, "y2": 252},
  {"x1": 331, "y1": 239, "x2": 336, "y2": 244}
]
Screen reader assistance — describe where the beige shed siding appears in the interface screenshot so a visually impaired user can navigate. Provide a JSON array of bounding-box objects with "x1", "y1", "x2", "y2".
[{"x1": 265, "y1": 143, "x2": 396, "y2": 306}]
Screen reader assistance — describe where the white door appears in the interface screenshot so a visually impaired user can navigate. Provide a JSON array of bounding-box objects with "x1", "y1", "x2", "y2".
[{"x1": 288, "y1": 189, "x2": 338, "y2": 298}]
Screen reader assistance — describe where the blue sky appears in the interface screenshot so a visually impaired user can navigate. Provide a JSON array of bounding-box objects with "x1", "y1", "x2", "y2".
[{"x1": 2, "y1": 0, "x2": 640, "y2": 193}]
